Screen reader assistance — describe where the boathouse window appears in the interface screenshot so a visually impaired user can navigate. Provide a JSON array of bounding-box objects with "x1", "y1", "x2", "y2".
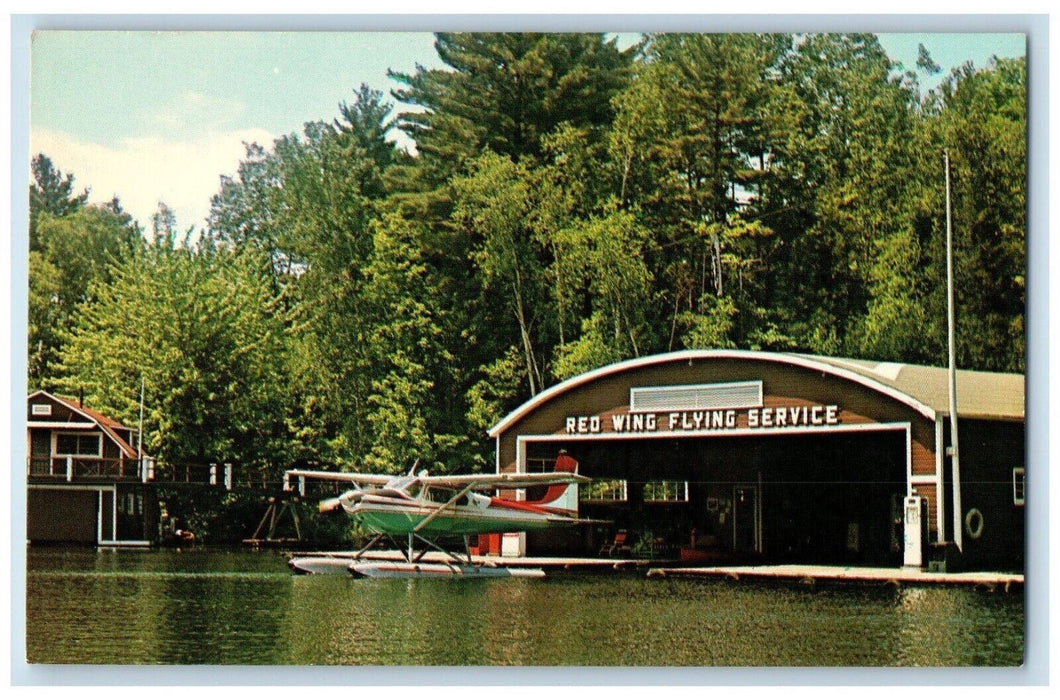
[
  {"x1": 123, "y1": 492, "x2": 143, "y2": 516},
  {"x1": 31, "y1": 403, "x2": 52, "y2": 416},
  {"x1": 643, "y1": 480, "x2": 689, "y2": 503},
  {"x1": 1013, "y1": 467, "x2": 1025, "y2": 506},
  {"x1": 54, "y1": 433, "x2": 102, "y2": 458},
  {"x1": 630, "y1": 380, "x2": 763, "y2": 412},
  {"x1": 580, "y1": 479, "x2": 627, "y2": 502}
]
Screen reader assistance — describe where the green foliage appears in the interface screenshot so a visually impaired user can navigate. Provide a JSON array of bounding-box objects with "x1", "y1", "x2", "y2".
[
  {"x1": 29, "y1": 205, "x2": 142, "y2": 388},
  {"x1": 454, "y1": 151, "x2": 547, "y2": 396},
  {"x1": 465, "y1": 345, "x2": 526, "y2": 434},
  {"x1": 31, "y1": 33, "x2": 1026, "y2": 499},
  {"x1": 55, "y1": 244, "x2": 291, "y2": 473},
  {"x1": 553, "y1": 317, "x2": 620, "y2": 381},
  {"x1": 551, "y1": 207, "x2": 656, "y2": 367},
  {"x1": 29, "y1": 153, "x2": 89, "y2": 245},
  {"x1": 360, "y1": 214, "x2": 461, "y2": 472},
  {"x1": 680, "y1": 295, "x2": 739, "y2": 350},
  {"x1": 391, "y1": 33, "x2": 633, "y2": 167},
  {"x1": 763, "y1": 34, "x2": 922, "y2": 353},
  {"x1": 930, "y1": 58, "x2": 1026, "y2": 372}
]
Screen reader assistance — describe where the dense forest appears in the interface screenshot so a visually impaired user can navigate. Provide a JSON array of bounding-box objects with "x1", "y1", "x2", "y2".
[{"x1": 28, "y1": 33, "x2": 1026, "y2": 482}]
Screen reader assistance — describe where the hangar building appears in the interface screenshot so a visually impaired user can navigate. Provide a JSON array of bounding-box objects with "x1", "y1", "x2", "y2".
[{"x1": 488, "y1": 351, "x2": 1024, "y2": 572}]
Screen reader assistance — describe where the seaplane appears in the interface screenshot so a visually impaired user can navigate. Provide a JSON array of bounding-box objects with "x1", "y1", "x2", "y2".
[{"x1": 285, "y1": 452, "x2": 593, "y2": 579}]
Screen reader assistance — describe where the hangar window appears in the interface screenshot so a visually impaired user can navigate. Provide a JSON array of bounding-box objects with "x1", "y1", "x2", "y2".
[
  {"x1": 1013, "y1": 467, "x2": 1025, "y2": 506},
  {"x1": 580, "y1": 479, "x2": 627, "y2": 502},
  {"x1": 630, "y1": 380, "x2": 762, "y2": 412},
  {"x1": 643, "y1": 480, "x2": 688, "y2": 503},
  {"x1": 524, "y1": 458, "x2": 553, "y2": 474}
]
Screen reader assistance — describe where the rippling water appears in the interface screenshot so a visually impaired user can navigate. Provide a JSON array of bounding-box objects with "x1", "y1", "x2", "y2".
[{"x1": 24, "y1": 547, "x2": 1023, "y2": 666}]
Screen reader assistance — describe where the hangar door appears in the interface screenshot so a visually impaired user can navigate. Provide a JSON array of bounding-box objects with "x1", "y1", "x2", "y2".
[{"x1": 529, "y1": 427, "x2": 908, "y2": 565}]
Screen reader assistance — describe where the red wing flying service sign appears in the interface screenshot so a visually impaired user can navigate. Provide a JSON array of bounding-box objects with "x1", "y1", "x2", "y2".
[{"x1": 565, "y1": 404, "x2": 841, "y2": 435}]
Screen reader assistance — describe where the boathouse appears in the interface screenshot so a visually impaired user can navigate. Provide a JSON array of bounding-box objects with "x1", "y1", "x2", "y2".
[
  {"x1": 26, "y1": 390, "x2": 157, "y2": 546},
  {"x1": 488, "y1": 351, "x2": 1025, "y2": 572}
]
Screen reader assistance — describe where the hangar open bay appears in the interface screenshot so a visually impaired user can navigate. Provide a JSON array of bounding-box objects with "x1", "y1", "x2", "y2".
[{"x1": 524, "y1": 429, "x2": 909, "y2": 566}]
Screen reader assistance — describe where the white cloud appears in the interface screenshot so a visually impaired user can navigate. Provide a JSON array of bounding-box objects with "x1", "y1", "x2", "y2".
[
  {"x1": 140, "y1": 91, "x2": 249, "y2": 137},
  {"x1": 30, "y1": 125, "x2": 275, "y2": 236}
]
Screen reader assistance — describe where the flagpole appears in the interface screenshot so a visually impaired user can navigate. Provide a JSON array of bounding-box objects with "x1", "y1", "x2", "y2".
[
  {"x1": 138, "y1": 376, "x2": 146, "y2": 482},
  {"x1": 945, "y1": 150, "x2": 963, "y2": 552}
]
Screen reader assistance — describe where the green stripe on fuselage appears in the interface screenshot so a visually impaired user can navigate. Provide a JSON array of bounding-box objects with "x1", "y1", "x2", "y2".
[{"x1": 353, "y1": 506, "x2": 561, "y2": 537}]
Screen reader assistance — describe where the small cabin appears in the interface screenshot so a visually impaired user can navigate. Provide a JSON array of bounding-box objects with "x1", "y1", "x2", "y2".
[{"x1": 26, "y1": 390, "x2": 156, "y2": 545}]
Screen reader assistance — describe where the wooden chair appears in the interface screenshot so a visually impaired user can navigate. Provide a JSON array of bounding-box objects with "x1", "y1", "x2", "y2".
[{"x1": 599, "y1": 530, "x2": 632, "y2": 557}]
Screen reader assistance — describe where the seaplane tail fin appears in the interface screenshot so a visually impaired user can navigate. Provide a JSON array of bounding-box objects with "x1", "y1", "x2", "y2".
[
  {"x1": 526, "y1": 452, "x2": 580, "y2": 512},
  {"x1": 553, "y1": 451, "x2": 578, "y2": 475}
]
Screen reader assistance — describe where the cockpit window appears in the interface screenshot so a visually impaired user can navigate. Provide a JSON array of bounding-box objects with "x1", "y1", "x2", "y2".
[
  {"x1": 387, "y1": 476, "x2": 420, "y2": 498},
  {"x1": 424, "y1": 487, "x2": 468, "y2": 506}
]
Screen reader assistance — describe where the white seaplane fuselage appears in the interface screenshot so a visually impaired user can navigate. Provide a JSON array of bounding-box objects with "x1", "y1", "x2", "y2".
[
  {"x1": 335, "y1": 475, "x2": 580, "y2": 537},
  {"x1": 285, "y1": 454, "x2": 590, "y2": 578}
]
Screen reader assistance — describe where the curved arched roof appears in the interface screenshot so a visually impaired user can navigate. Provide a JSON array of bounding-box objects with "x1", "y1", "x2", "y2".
[{"x1": 488, "y1": 350, "x2": 1024, "y2": 438}]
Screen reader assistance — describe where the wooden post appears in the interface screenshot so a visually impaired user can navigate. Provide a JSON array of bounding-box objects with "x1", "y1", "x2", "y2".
[
  {"x1": 66, "y1": 455, "x2": 73, "y2": 482},
  {"x1": 250, "y1": 499, "x2": 275, "y2": 542},
  {"x1": 291, "y1": 502, "x2": 302, "y2": 541}
]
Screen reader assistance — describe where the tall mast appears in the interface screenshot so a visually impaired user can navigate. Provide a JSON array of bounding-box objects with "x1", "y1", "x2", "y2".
[
  {"x1": 138, "y1": 375, "x2": 145, "y2": 480},
  {"x1": 945, "y1": 150, "x2": 963, "y2": 552}
]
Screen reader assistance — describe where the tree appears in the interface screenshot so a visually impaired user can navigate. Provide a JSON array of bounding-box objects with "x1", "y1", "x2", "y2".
[
  {"x1": 386, "y1": 32, "x2": 633, "y2": 223},
  {"x1": 902, "y1": 57, "x2": 1026, "y2": 372},
  {"x1": 609, "y1": 33, "x2": 787, "y2": 350},
  {"x1": 360, "y1": 214, "x2": 463, "y2": 471},
  {"x1": 453, "y1": 152, "x2": 547, "y2": 396},
  {"x1": 764, "y1": 33, "x2": 920, "y2": 355},
  {"x1": 550, "y1": 207, "x2": 656, "y2": 379},
  {"x1": 29, "y1": 153, "x2": 89, "y2": 248},
  {"x1": 204, "y1": 87, "x2": 406, "y2": 468},
  {"x1": 207, "y1": 142, "x2": 284, "y2": 268},
  {"x1": 55, "y1": 243, "x2": 292, "y2": 472},
  {"x1": 29, "y1": 204, "x2": 143, "y2": 388},
  {"x1": 207, "y1": 85, "x2": 396, "y2": 278},
  {"x1": 391, "y1": 33, "x2": 633, "y2": 165}
]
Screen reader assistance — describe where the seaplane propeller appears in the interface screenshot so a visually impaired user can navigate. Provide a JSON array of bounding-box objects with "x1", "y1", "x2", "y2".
[{"x1": 317, "y1": 489, "x2": 364, "y2": 513}]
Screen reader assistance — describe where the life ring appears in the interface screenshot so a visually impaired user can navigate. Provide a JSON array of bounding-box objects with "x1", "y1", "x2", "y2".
[{"x1": 964, "y1": 508, "x2": 984, "y2": 540}]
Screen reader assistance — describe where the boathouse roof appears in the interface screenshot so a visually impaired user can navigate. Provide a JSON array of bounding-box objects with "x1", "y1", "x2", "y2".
[
  {"x1": 27, "y1": 390, "x2": 141, "y2": 458},
  {"x1": 489, "y1": 350, "x2": 1024, "y2": 437}
]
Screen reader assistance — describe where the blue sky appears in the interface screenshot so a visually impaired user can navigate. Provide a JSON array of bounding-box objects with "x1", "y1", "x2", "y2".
[{"x1": 29, "y1": 31, "x2": 1026, "y2": 234}]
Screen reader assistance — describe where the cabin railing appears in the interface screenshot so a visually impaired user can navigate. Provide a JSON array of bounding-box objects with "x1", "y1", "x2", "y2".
[
  {"x1": 27, "y1": 456, "x2": 279, "y2": 491},
  {"x1": 27, "y1": 456, "x2": 144, "y2": 481},
  {"x1": 153, "y1": 462, "x2": 221, "y2": 486}
]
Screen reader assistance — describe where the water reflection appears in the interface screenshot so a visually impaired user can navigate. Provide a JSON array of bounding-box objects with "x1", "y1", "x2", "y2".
[{"x1": 26, "y1": 549, "x2": 1023, "y2": 666}]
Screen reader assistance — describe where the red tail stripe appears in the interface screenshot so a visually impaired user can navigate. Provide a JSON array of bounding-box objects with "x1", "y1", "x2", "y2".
[
  {"x1": 530, "y1": 453, "x2": 579, "y2": 505},
  {"x1": 488, "y1": 497, "x2": 572, "y2": 516}
]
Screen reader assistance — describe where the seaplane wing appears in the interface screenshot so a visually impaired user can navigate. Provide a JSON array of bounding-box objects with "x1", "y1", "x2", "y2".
[
  {"x1": 417, "y1": 471, "x2": 591, "y2": 490},
  {"x1": 286, "y1": 469, "x2": 590, "y2": 491},
  {"x1": 284, "y1": 469, "x2": 396, "y2": 486}
]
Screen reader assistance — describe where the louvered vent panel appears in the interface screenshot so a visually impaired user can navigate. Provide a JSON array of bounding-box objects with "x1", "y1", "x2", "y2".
[{"x1": 630, "y1": 381, "x2": 763, "y2": 412}]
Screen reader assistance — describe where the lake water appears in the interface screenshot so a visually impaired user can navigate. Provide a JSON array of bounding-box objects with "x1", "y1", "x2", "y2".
[{"x1": 23, "y1": 547, "x2": 1023, "y2": 668}]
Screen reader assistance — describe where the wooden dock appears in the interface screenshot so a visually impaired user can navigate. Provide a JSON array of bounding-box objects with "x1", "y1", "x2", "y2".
[
  {"x1": 287, "y1": 551, "x2": 1023, "y2": 590},
  {"x1": 646, "y1": 563, "x2": 1024, "y2": 591}
]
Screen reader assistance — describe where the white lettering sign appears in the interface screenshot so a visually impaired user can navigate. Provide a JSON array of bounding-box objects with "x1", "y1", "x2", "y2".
[{"x1": 566, "y1": 405, "x2": 841, "y2": 435}]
